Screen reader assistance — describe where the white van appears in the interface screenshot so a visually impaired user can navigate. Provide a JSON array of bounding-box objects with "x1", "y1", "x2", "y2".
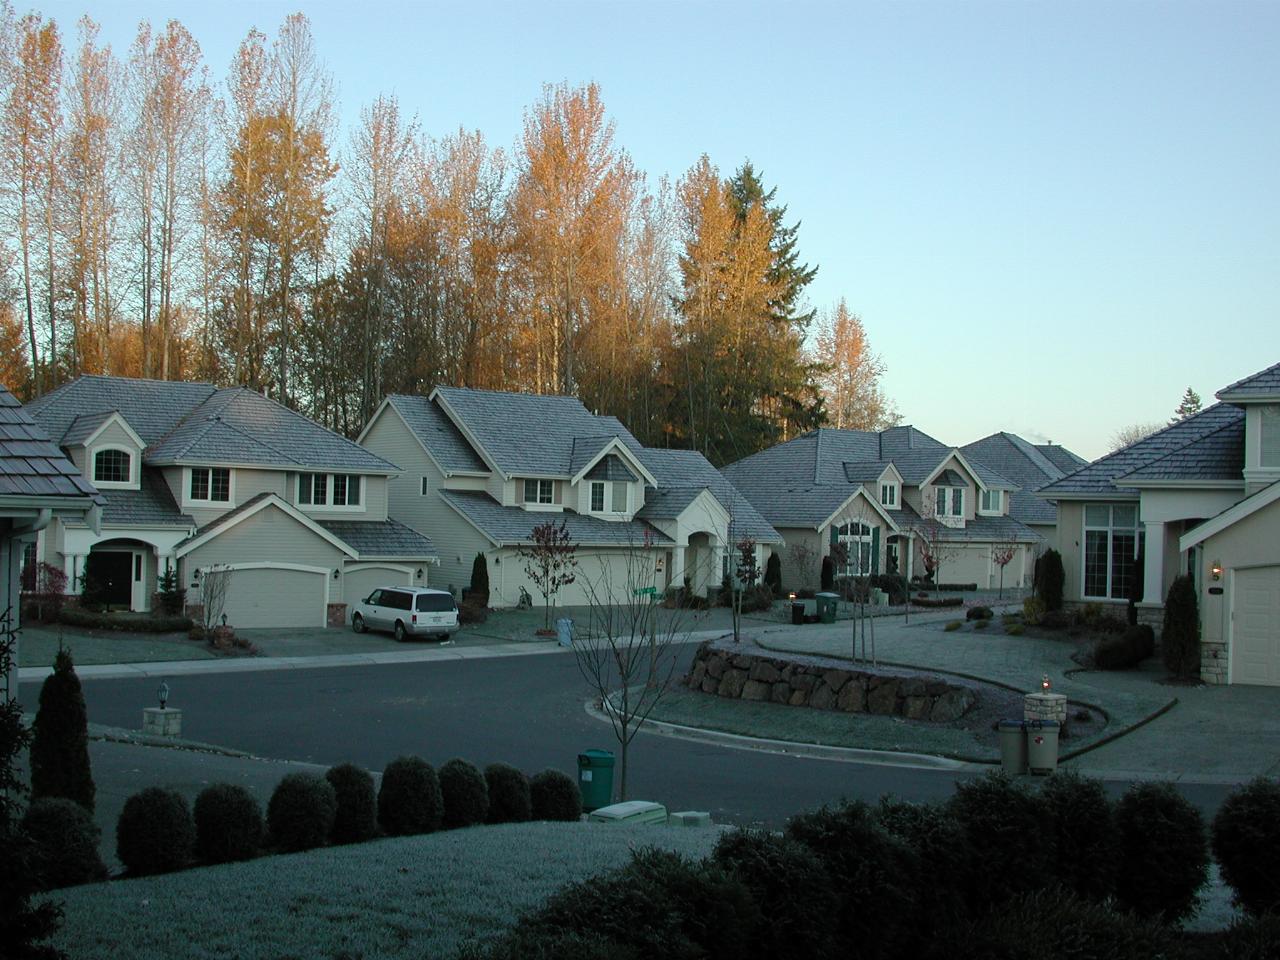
[{"x1": 350, "y1": 587, "x2": 459, "y2": 641}]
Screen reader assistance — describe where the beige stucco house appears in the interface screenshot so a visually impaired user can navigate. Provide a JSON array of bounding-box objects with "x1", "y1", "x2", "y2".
[
  {"x1": 1037, "y1": 360, "x2": 1280, "y2": 685},
  {"x1": 26, "y1": 376, "x2": 438, "y2": 628},
  {"x1": 358, "y1": 387, "x2": 780, "y2": 607}
]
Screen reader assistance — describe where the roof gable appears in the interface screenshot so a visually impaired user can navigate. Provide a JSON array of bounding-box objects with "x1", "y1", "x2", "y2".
[
  {"x1": 1117, "y1": 419, "x2": 1245, "y2": 483},
  {"x1": 371, "y1": 395, "x2": 489, "y2": 475},
  {"x1": 961, "y1": 432, "x2": 1071, "y2": 525},
  {"x1": 1216, "y1": 361, "x2": 1280, "y2": 402},
  {"x1": 26, "y1": 375, "x2": 217, "y2": 446},
  {"x1": 0, "y1": 386, "x2": 103, "y2": 504}
]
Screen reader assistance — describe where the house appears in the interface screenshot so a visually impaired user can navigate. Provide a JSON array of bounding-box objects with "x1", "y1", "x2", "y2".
[
  {"x1": 358, "y1": 387, "x2": 781, "y2": 607},
  {"x1": 25, "y1": 375, "x2": 438, "y2": 628},
  {"x1": 722, "y1": 426, "x2": 1044, "y2": 593},
  {"x1": 0, "y1": 385, "x2": 101, "y2": 699},
  {"x1": 961, "y1": 432, "x2": 1088, "y2": 551},
  {"x1": 1036, "y1": 360, "x2": 1280, "y2": 685}
]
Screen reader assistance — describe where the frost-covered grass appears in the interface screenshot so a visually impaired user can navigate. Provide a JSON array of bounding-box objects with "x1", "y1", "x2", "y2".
[{"x1": 47, "y1": 821, "x2": 722, "y2": 960}]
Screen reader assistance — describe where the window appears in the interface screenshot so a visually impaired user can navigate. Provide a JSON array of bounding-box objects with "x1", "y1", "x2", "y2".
[
  {"x1": 299, "y1": 473, "x2": 361, "y2": 507},
  {"x1": 611, "y1": 481, "x2": 627, "y2": 513},
  {"x1": 590, "y1": 481, "x2": 605, "y2": 512},
  {"x1": 416, "y1": 593, "x2": 456, "y2": 613},
  {"x1": 421, "y1": 477, "x2": 430, "y2": 495},
  {"x1": 951, "y1": 488, "x2": 963, "y2": 516},
  {"x1": 1262, "y1": 405, "x2": 1280, "y2": 468},
  {"x1": 880, "y1": 483, "x2": 898, "y2": 507},
  {"x1": 190, "y1": 467, "x2": 231, "y2": 502},
  {"x1": 524, "y1": 479, "x2": 553, "y2": 504},
  {"x1": 332, "y1": 474, "x2": 361, "y2": 506},
  {"x1": 980, "y1": 489, "x2": 1002, "y2": 513},
  {"x1": 837, "y1": 522, "x2": 873, "y2": 577},
  {"x1": 935, "y1": 487, "x2": 947, "y2": 515},
  {"x1": 94, "y1": 448, "x2": 131, "y2": 484},
  {"x1": 935, "y1": 485, "x2": 963, "y2": 518},
  {"x1": 1083, "y1": 504, "x2": 1144, "y2": 600}
]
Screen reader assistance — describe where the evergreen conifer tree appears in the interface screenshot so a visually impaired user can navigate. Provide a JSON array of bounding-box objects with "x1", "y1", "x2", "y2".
[
  {"x1": 1172, "y1": 387, "x2": 1202, "y2": 422},
  {"x1": 469, "y1": 553, "x2": 490, "y2": 607},
  {"x1": 30, "y1": 649, "x2": 94, "y2": 813}
]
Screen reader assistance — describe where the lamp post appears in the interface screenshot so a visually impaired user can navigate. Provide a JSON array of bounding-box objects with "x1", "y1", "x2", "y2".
[{"x1": 158, "y1": 681, "x2": 169, "y2": 711}]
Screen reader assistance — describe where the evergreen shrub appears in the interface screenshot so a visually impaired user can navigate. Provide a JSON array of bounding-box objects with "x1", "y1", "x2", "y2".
[
  {"x1": 266, "y1": 773, "x2": 336, "y2": 853},
  {"x1": 1211, "y1": 777, "x2": 1280, "y2": 916},
  {"x1": 1040, "y1": 770, "x2": 1117, "y2": 902},
  {"x1": 21, "y1": 796, "x2": 108, "y2": 890},
  {"x1": 764, "y1": 553, "x2": 782, "y2": 594},
  {"x1": 484, "y1": 763, "x2": 531, "y2": 824},
  {"x1": 947, "y1": 772, "x2": 1053, "y2": 910},
  {"x1": 876, "y1": 798, "x2": 972, "y2": 937},
  {"x1": 116, "y1": 787, "x2": 195, "y2": 876},
  {"x1": 469, "y1": 553, "x2": 490, "y2": 608},
  {"x1": 378, "y1": 755, "x2": 443, "y2": 835},
  {"x1": 529, "y1": 769, "x2": 582, "y2": 822},
  {"x1": 194, "y1": 783, "x2": 263, "y2": 864},
  {"x1": 440, "y1": 757, "x2": 489, "y2": 829},
  {"x1": 1094, "y1": 626, "x2": 1154, "y2": 670},
  {"x1": 326, "y1": 763, "x2": 378, "y2": 844},
  {"x1": 1162, "y1": 575, "x2": 1201, "y2": 679},
  {"x1": 30, "y1": 649, "x2": 94, "y2": 813},
  {"x1": 1114, "y1": 780, "x2": 1208, "y2": 922},
  {"x1": 820, "y1": 556, "x2": 834, "y2": 591},
  {"x1": 1037, "y1": 549, "x2": 1065, "y2": 611},
  {"x1": 967, "y1": 606, "x2": 994, "y2": 620}
]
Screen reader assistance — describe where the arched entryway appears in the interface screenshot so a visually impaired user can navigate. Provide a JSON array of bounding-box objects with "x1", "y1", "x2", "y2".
[{"x1": 84, "y1": 538, "x2": 154, "y2": 611}]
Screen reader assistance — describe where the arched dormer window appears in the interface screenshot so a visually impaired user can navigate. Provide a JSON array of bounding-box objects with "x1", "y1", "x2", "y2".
[{"x1": 93, "y1": 447, "x2": 132, "y2": 485}]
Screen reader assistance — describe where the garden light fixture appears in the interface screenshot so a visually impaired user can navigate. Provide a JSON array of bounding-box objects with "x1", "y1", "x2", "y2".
[
  {"x1": 158, "y1": 682, "x2": 169, "y2": 710},
  {"x1": 1041, "y1": 675, "x2": 1051, "y2": 692}
]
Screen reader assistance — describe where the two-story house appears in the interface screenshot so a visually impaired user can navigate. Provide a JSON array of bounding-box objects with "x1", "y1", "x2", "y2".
[
  {"x1": 1037, "y1": 360, "x2": 1280, "y2": 685},
  {"x1": 26, "y1": 376, "x2": 438, "y2": 628},
  {"x1": 722, "y1": 426, "x2": 1044, "y2": 593},
  {"x1": 358, "y1": 387, "x2": 781, "y2": 607}
]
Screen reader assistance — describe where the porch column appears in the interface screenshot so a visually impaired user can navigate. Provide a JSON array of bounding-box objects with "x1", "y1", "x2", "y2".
[
  {"x1": 711, "y1": 540, "x2": 724, "y2": 592},
  {"x1": 64, "y1": 553, "x2": 85, "y2": 594},
  {"x1": 1142, "y1": 522, "x2": 1166, "y2": 605},
  {"x1": 905, "y1": 533, "x2": 915, "y2": 581},
  {"x1": 670, "y1": 543, "x2": 686, "y2": 591}
]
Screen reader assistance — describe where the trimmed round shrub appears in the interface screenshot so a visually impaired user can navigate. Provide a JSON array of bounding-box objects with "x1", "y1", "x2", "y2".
[
  {"x1": 440, "y1": 758, "x2": 489, "y2": 829},
  {"x1": 1212, "y1": 777, "x2": 1280, "y2": 916},
  {"x1": 876, "y1": 797, "x2": 972, "y2": 936},
  {"x1": 1162, "y1": 575, "x2": 1201, "y2": 679},
  {"x1": 194, "y1": 783, "x2": 263, "y2": 864},
  {"x1": 529, "y1": 769, "x2": 582, "y2": 822},
  {"x1": 21, "y1": 796, "x2": 108, "y2": 890},
  {"x1": 967, "y1": 606, "x2": 994, "y2": 621},
  {"x1": 955, "y1": 889, "x2": 1174, "y2": 960},
  {"x1": 1040, "y1": 770, "x2": 1116, "y2": 902},
  {"x1": 30, "y1": 649, "x2": 95, "y2": 813},
  {"x1": 326, "y1": 763, "x2": 378, "y2": 844},
  {"x1": 1114, "y1": 780, "x2": 1208, "y2": 922},
  {"x1": 947, "y1": 772, "x2": 1054, "y2": 910},
  {"x1": 116, "y1": 787, "x2": 195, "y2": 876},
  {"x1": 378, "y1": 755, "x2": 443, "y2": 835},
  {"x1": 711, "y1": 828, "x2": 837, "y2": 960},
  {"x1": 485, "y1": 763, "x2": 531, "y2": 824},
  {"x1": 1094, "y1": 625, "x2": 1155, "y2": 670},
  {"x1": 511, "y1": 847, "x2": 754, "y2": 960},
  {"x1": 267, "y1": 773, "x2": 337, "y2": 853},
  {"x1": 785, "y1": 800, "x2": 919, "y2": 960}
]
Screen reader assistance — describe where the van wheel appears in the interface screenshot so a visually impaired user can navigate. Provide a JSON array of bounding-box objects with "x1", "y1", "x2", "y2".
[
  {"x1": 352, "y1": 614, "x2": 366, "y2": 634},
  {"x1": 394, "y1": 621, "x2": 407, "y2": 642}
]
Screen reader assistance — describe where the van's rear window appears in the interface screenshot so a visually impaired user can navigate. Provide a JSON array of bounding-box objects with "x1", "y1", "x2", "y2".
[{"x1": 416, "y1": 594, "x2": 456, "y2": 612}]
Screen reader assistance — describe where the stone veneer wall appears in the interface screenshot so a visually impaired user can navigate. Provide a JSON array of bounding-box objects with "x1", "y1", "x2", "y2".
[
  {"x1": 1200, "y1": 639, "x2": 1227, "y2": 685},
  {"x1": 685, "y1": 642, "x2": 977, "y2": 723}
]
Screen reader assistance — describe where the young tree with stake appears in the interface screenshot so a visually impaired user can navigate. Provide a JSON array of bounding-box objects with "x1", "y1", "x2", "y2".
[{"x1": 517, "y1": 519, "x2": 579, "y2": 631}]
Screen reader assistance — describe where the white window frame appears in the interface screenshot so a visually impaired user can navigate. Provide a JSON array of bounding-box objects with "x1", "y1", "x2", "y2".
[
  {"x1": 837, "y1": 521, "x2": 873, "y2": 577},
  {"x1": 1261, "y1": 405, "x2": 1280, "y2": 468},
  {"x1": 524, "y1": 478, "x2": 554, "y2": 505},
  {"x1": 91, "y1": 445, "x2": 136, "y2": 488},
  {"x1": 610, "y1": 481, "x2": 629, "y2": 514},
  {"x1": 298, "y1": 472, "x2": 363, "y2": 511},
  {"x1": 935, "y1": 485, "x2": 964, "y2": 518},
  {"x1": 1081, "y1": 503, "x2": 1144, "y2": 601},
  {"x1": 951, "y1": 487, "x2": 963, "y2": 517},
  {"x1": 979, "y1": 489, "x2": 1003, "y2": 515},
  {"x1": 186, "y1": 466, "x2": 233, "y2": 505},
  {"x1": 590, "y1": 481, "x2": 606, "y2": 512},
  {"x1": 880, "y1": 483, "x2": 898, "y2": 507}
]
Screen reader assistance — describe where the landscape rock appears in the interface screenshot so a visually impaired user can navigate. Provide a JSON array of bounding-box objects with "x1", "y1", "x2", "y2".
[
  {"x1": 903, "y1": 696, "x2": 931, "y2": 720},
  {"x1": 809, "y1": 683, "x2": 837, "y2": 711},
  {"x1": 930, "y1": 688, "x2": 976, "y2": 722},
  {"x1": 718, "y1": 669, "x2": 747, "y2": 698},
  {"x1": 771, "y1": 682, "x2": 791, "y2": 704},
  {"x1": 867, "y1": 679, "x2": 899, "y2": 715},
  {"x1": 742, "y1": 680, "x2": 771, "y2": 702},
  {"x1": 750, "y1": 661, "x2": 781, "y2": 684},
  {"x1": 823, "y1": 669, "x2": 851, "y2": 693},
  {"x1": 837, "y1": 681, "x2": 866, "y2": 713}
]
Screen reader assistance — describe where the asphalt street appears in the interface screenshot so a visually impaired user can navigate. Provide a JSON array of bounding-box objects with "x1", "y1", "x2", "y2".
[{"x1": 26, "y1": 643, "x2": 1235, "y2": 828}]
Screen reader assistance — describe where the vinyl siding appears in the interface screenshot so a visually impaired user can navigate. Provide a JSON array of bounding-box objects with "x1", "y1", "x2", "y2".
[
  {"x1": 92, "y1": 420, "x2": 141, "y2": 451},
  {"x1": 1197, "y1": 497, "x2": 1280, "y2": 648},
  {"x1": 181, "y1": 504, "x2": 345, "y2": 576},
  {"x1": 775, "y1": 526, "x2": 822, "y2": 592},
  {"x1": 288, "y1": 472, "x2": 389, "y2": 522}
]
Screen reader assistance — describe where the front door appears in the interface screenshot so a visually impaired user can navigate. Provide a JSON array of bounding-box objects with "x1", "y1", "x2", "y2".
[{"x1": 95, "y1": 552, "x2": 132, "y2": 608}]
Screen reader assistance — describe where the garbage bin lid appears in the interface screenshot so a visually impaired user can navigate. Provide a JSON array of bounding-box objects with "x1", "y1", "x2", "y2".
[
  {"x1": 579, "y1": 749, "x2": 616, "y2": 766},
  {"x1": 815, "y1": 592, "x2": 839, "y2": 598},
  {"x1": 998, "y1": 719, "x2": 1027, "y2": 730},
  {"x1": 1026, "y1": 719, "x2": 1060, "y2": 729}
]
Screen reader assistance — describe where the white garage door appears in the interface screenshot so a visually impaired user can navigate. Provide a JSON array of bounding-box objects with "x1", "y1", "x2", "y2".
[
  {"x1": 1231, "y1": 565, "x2": 1280, "y2": 686},
  {"x1": 221, "y1": 564, "x2": 328, "y2": 629},
  {"x1": 344, "y1": 565, "x2": 413, "y2": 609}
]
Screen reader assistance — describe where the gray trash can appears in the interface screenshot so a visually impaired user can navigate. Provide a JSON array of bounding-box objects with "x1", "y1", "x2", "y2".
[
  {"x1": 556, "y1": 617, "x2": 574, "y2": 647},
  {"x1": 998, "y1": 720, "x2": 1028, "y2": 775},
  {"x1": 1027, "y1": 719, "x2": 1060, "y2": 775}
]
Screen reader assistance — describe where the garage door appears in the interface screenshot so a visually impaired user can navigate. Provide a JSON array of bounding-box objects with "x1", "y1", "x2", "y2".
[
  {"x1": 221, "y1": 564, "x2": 328, "y2": 629},
  {"x1": 343, "y1": 565, "x2": 413, "y2": 609},
  {"x1": 1231, "y1": 565, "x2": 1280, "y2": 686}
]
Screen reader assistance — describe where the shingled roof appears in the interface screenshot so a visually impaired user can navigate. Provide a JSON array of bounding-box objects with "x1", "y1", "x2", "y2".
[
  {"x1": 383, "y1": 395, "x2": 488, "y2": 474},
  {"x1": 961, "y1": 432, "x2": 1087, "y2": 525},
  {"x1": 0, "y1": 386, "x2": 102, "y2": 503},
  {"x1": 317, "y1": 518, "x2": 439, "y2": 560},
  {"x1": 439, "y1": 489, "x2": 673, "y2": 547},
  {"x1": 1217, "y1": 360, "x2": 1280, "y2": 401},
  {"x1": 1116, "y1": 420, "x2": 1245, "y2": 483},
  {"x1": 26, "y1": 375, "x2": 217, "y2": 446}
]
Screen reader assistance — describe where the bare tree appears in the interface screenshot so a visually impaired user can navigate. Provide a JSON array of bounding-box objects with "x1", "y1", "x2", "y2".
[
  {"x1": 1109, "y1": 422, "x2": 1162, "y2": 453},
  {"x1": 517, "y1": 518, "x2": 579, "y2": 631},
  {"x1": 576, "y1": 532, "x2": 693, "y2": 801},
  {"x1": 788, "y1": 541, "x2": 818, "y2": 592},
  {"x1": 198, "y1": 564, "x2": 230, "y2": 635},
  {"x1": 728, "y1": 535, "x2": 758, "y2": 644},
  {"x1": 991, "y1": 540, "x2": 1019, "y2": 599}
]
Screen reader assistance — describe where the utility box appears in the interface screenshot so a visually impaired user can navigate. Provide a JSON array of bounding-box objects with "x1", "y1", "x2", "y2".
[
  {"x1": 556, "y1": 618, "x2": 574, "y2": 647},
  {"x1": 815, "y1": 592, "x2": 839, "y2": 624},
  {"x1": 588, "y1": 800, "x2": 669, "y2": 825},
  {"x1": 668, "y1": 810, "x2": 712, "y2": 828},
  {"x1": 998, "y1": 719, "x2": 1028, "y2": 775}
]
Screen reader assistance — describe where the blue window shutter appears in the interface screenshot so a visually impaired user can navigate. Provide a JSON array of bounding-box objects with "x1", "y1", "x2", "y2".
[
  {"x1": 871, "y1": 527, "x2": 880, "y2": 574},
  {"x1": 829, "y1": 525, "x2": 839, "y2": 549}
]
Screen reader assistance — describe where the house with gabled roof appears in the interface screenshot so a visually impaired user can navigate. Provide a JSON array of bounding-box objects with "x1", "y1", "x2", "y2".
[
  {"x1": 722, "y1": 425, "x2": 1044, "y2": 593},
  {"x1": 961, "y1": 432, "x2": 1088, "y2": 550},
  {"x1": 0, "y1": 384, "x2": 102, "y2": 697},
  {"x1": 358, "y1": 387, "x2": 781, "y2": 606},
  {"x1": 1037, "y1": 360, "x2": 1280, "y2": 686},
  {"x1": 26, "y1": 375, "x2": 438, "y2": 628}
]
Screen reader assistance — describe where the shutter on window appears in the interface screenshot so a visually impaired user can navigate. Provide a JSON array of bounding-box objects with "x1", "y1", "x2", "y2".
[
  {"x1": 871, "y1": 527, "x2": 880, "y2": 574},
  {"x1": 829, "y1": 525, "x2": 839, "y2": 551}
]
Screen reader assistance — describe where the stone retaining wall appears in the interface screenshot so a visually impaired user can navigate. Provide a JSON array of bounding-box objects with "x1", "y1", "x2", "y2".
[{"x1": 685, "y1": 643, "x2": 977, "y2": 722}]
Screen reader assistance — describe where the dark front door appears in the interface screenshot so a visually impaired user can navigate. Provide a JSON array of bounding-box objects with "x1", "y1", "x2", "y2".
[{"x1": 94, "y1": 552, "x2": 133, "y2": 608}]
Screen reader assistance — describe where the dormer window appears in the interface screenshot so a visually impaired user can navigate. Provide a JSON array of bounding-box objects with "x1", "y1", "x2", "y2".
[
  {"x1": 299, "y1": 472, "x2": 361, "y2": 507},
  {"x1": 935, "y1": 486, "x2": 963, "y2": 518},
  {"x1": 590, "y1": 481, "x2": 605, "y2": 511},
  {"x1": 880, "y1": 483, "x2": 898, "y2": 507},
  {"x1": 589, "y1": 480, "x2": 629, "y2": 514},
  {"x1": 524, "y1": 479, "x2": 554, "y2": 504},
  {"x1": 94, "y1": 448, "x2": 131, "y2": 485},
  {"x1": 980, "y1": 489, "x2": 1003, "y2": 514},
  {"x1": 190, "y1": 467, "x2": 231, "y2": 503}
]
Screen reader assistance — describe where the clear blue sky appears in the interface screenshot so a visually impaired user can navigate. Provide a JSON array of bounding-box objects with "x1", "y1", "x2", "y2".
[{"x1": 41, "y1": 0, "x2": 1280, "y2": 459}]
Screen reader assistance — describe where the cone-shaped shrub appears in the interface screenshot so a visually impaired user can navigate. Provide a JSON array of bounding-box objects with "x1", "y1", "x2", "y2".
[
  {"x1": 1041, "y1": 770, "x2": 1117, "y2": 902},
  {"x1": 1115, "y1": 780, "x2": 1208, "y2": 922},
  {"x1": 267, "y1": 773, "x2": 336, "y2": 853},
  {"x1": 1162, "y1": 575, "x2": 1201, "y2": 679},
  {"x1": 194, "y1": 783, "x2": 263, "y2": 864},
  {"x1": 21, "y1": 796, "x2": 108, "y2": 890},
  {"x1": 529, "y1": 769, "x2": 581, "y2": 822},
  {"x1": 947, "y1": 772, "x2": 1054, "y2": 910},
  {"x1": 485, "y1": 763, "x2": 532, "y2": 823},
  {"x1": 116, "y1": 787, "x2": 195, "y2": 876},
  {"x1": 764, "y1": 553, "x2": 782, "y2": 594},
  {"x1": 785, "y1": 800, "x2": 919, "y2": 960},
  {"x1": 1037, "y1": 549, "x2": 1065, "y2": 611},
  {"x1": 469, "y1": 553, "x2": 490, "y2": 607},
  {"x1": 378, "y1": 755, "x2": 443, "y2": 835},
  {"x1": 439, "y1": 758, "x2": 488, "y2": 829},
  {"x1": 1212, "y1": 777, "x2": 1280, "y2": 916},
  {"x1": 30, "y1": 649, "x2": 94, "y2": 813},
  {"x1": 326, "y1": 763, "x2": 378, "y2": 844}
]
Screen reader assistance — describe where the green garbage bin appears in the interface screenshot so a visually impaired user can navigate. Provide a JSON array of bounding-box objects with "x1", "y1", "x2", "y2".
[
  {"x1": 815, "y1": 592, "x2": 839, "y2": 624},
  {"x1": 1027, "y1": 720, "x2": 1060, "y2": 775},
  {"x1": 998, "y1": 720, "x2": 1028, "y2": 775},
  {"x1": 577, "y1": 749, "x2": 615, "y2": 811}
]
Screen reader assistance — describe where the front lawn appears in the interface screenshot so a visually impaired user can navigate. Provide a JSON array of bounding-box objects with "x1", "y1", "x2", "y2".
[
  {"x1": 20, "y1": 625, "x2": 217, "y2": 668},
  {"x1": 47, "y1": 821, "x2": 721, "y2": 960}
]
